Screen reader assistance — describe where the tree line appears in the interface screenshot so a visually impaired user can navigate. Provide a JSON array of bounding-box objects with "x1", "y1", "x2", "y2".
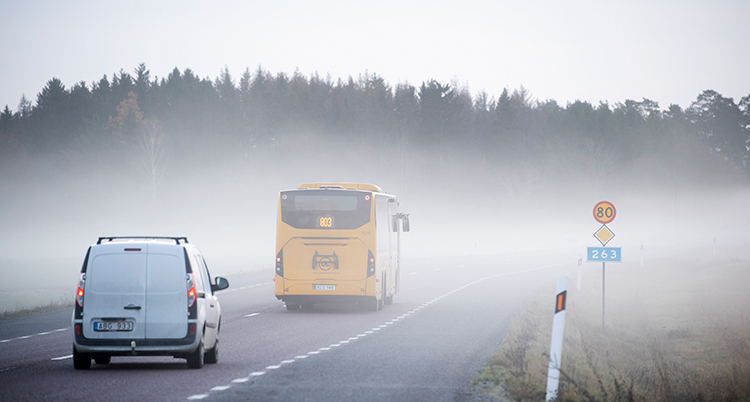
[{"x1": 1, "y1": 63, "x2": 749, "y2": 197}]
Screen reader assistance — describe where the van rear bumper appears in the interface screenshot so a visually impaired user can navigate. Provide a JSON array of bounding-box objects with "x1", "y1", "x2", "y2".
[{"x1": 73, "y1": 321, "x2": 200, "y2": 355}]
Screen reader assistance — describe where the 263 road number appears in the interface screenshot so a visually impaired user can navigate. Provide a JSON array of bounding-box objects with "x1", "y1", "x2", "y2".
[
  {"x1": 587, "y1": 247, "x2": 622, "y2": 262},
  {"x1": 593, "y1": 201, "x2": 616, "y2": 224}
]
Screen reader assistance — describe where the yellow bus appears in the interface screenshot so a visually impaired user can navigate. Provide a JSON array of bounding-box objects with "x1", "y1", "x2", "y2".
[{"x1": 274, "y1": 183, "x2": 410, "y2": 311}]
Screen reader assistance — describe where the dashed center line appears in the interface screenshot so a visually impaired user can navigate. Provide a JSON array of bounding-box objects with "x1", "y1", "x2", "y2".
[{"x1": 51, "y1": 355, "x2": 72, "y2": 361}]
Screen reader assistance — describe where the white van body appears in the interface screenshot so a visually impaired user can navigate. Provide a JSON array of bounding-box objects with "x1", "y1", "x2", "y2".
[{"x1": 72, "y1": 237, "x2": 228, "y2": 369}]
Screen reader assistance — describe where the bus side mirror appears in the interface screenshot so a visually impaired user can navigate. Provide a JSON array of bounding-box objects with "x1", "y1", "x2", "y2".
[{"x1": 402, "y1": 217, "x2": 410, "y2": 232}]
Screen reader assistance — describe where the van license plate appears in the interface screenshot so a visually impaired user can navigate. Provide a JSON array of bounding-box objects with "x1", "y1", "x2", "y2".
[
  {"x1": 94, "y1": 321, "x2": 134, "y2": 331},
  {"x1": 313, "y1": 285, "x2": 336, "y2": 290}
]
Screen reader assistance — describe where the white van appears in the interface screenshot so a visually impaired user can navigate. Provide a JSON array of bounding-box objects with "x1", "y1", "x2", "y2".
[{"x1": 72, "y1": 237, "x2": 229, "y2": 369}]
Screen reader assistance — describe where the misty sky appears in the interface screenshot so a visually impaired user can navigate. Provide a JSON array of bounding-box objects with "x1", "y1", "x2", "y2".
[{"x1": 1, "y1": 0, "x2": 748, "y2": 112}]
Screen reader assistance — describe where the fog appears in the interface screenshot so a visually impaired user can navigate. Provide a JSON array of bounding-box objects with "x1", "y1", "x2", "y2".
[{"x1": 1, "y1": 131, "x2": 749, "y2": 313}]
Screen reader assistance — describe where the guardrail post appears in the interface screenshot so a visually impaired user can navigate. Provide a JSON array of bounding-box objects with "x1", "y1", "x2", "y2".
[{"x1": 545, "y1": 276, "x2": 568, "y2": 401}]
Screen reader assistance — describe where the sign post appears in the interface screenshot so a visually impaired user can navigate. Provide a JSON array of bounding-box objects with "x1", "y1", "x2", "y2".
[{"x1": 587, "y1": 201, "x2": 621, "y2": 331}]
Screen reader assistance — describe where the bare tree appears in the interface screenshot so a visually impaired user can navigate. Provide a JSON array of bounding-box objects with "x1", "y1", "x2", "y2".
[{"x1": 138, "y1": 119, "x2": 168, "y2": 200}]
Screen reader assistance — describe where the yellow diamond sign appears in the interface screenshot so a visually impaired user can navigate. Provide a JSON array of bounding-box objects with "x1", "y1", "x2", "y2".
[{"x1": 594, "y1": 225, "x2": 615, "y2": 246}]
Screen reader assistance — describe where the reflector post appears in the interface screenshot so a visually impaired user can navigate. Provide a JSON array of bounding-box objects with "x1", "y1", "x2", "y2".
[{"x1": 546, "y1": 276, "x2": 568, "y2": 401}]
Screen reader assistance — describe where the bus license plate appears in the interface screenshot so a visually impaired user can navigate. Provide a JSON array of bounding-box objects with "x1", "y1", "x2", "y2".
[
  {"x1": 313, "y1": 285, "x2": 336, "y2": 291},
  {"x1": 94, "y1": 321, "x2": 134, "y2": 332}
]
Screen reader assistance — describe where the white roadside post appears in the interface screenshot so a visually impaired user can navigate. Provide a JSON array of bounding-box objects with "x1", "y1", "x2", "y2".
[{"x1": 545, "y1": 276, "x2": 568, "y2": 401}]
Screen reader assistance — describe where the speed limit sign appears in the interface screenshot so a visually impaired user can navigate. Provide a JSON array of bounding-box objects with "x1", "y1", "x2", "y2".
[{"x1": 593, "y1": 201, "x2": 616, "y2": 224}]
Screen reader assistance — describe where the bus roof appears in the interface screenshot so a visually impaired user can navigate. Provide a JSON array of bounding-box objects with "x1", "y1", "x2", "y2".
[{"x1": 295, "y1": 183, "x2": 383, "y2": 192}]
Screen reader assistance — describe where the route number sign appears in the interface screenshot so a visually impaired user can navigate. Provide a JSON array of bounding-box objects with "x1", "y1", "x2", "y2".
[
  {"x1": 587, "y1": 247, "x2": 622, "y2": 262},
  {"x1": 593, "y1": 201, "x2": 616, "y2": 224}
]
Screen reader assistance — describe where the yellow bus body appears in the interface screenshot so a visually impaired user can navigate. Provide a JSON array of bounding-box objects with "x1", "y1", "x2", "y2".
[{"x1": 274, "y1": 183, "x2": 407, "y2": 311}]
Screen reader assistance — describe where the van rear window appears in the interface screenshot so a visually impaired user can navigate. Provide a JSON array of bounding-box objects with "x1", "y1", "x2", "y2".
[{"x1": 89, "y1": 254, "x2": 146, "y2": 293}]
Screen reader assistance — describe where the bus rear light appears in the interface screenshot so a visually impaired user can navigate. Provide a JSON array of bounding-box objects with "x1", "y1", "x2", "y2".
[
  {"x1": 76, "y1": 273, "x2": 85, "y2": 307},
  {"x1": 187, "y1": 273, "x2": 196, "y2": 307},
  {"x1": 367, "y1": 251, "x2": 376, "y2": 277},
  {"x1": 275, "y1": 250, "x2": 284, "y2": 277}
]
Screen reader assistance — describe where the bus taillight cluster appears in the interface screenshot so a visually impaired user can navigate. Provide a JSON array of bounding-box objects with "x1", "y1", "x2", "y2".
[{"x1": 367, "y1": 250, "x2": 375, "y2": 277}]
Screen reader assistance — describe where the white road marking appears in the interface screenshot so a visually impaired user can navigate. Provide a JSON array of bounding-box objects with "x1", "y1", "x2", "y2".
[
  {"x1": 232, "y1": 378, "x2": 249, "y2": 383},
  {"x1": 295, "y1": 355, "x2": 308, "y2": 359},
  {"x1": 250, "y1": 371, "x2": 266, "y2": 376},
  {"x1": 265, "y1": 365, "x2": 281, "y2": 370},
  {"x1": 36, "y1": 332, "x2": 51, "y2": 336},
  {"x1": 51, "y1": 355, "x2": 73, "y2": 361},
  {"x1": 211, "y1": 386, "x2": 230, "y2": 391},
  {"x1": 244, "y1": 313, "x2": 260, "y2": 317},
  {"x1": 280, "y1": 360, "x2": 295, "y2": 364},
  {"x1": 187, "y1": 395, "x2": 209, "y2": 400}
]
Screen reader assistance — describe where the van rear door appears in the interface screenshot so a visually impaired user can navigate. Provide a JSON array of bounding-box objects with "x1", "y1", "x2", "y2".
[
  {"x1": 145, "y1": 243, "x2": 188, "y2": 339},
  {"x1": 82, "y1": 246, "x2": 147, "y2": 339}
]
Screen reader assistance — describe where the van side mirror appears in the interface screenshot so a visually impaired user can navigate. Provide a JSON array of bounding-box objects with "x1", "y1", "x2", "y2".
[
  {"x1": 402, "y1": 217, "x2": 410, "y2": 232},
  {"x1": 212, "y1": 277, "x2": 229, "y2": 292}
]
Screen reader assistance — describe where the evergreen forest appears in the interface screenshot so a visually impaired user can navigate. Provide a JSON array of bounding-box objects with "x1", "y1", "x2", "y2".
[{"x1": 1, "y1": 63, "x2": 749, "y2": 208}]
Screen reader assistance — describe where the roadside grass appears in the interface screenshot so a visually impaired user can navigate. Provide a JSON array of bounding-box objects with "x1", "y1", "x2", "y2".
[
  {"x1": 0, "y1": 297, "x2": 73, "y2": 320},
  {"x1": 473, "y1": 257, "x2": 750, "y2": 401}
]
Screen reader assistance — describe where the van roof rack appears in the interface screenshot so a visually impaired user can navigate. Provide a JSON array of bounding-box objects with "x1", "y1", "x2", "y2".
[{"x1": 97, "y1": 236, "x2": 189, "y2": 245}]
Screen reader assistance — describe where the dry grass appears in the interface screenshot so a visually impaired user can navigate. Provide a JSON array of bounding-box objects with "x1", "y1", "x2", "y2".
[
  {"x1": 0, "y1": 297, "x2": 73, "y2": 320},
  {"x1": 474, "y1": 254, "x2": 750, "y2": 402}
]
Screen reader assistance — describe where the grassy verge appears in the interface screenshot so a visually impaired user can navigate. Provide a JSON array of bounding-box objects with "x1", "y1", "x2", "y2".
[
  {"x1": 473, "y1": 256, "x2": 750, "y2": 401},
  {"x1": 0, "y1": 297, "x2": 73, "y2": 320}
]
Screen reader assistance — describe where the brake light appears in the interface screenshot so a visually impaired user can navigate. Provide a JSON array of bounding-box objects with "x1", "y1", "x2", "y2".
[
  {"x1": 367, "y1": 251, "x2": 376, "y2": 277},
  {"x1": 187, "y1": 273, "x2": 196, "y2": 307},
  {"x1": 275, "y1": 250, "x2": 284, "y2": 278},
  {"x1": 76, "y1": 273, "x2": 85, "y2": 307}
]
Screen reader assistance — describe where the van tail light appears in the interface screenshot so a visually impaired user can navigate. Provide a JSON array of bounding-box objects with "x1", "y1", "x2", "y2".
[
  {"x1": 76, "y1": 273, "x2": 86, "y2": 307},
  {"x1": 367, "y1": 250, "x2": 376, "y2": 277},
  {"x1": 275, "y1": 250, "x2": 284, "y2": 278},
  {"x1": 187, "y1": 273, "x2": 196, "y2": 307}
]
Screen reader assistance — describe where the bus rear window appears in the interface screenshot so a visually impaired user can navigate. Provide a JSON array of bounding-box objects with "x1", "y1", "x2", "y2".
[{"x1": 280, "y1": 190, "x2": 371, "y2": 229}]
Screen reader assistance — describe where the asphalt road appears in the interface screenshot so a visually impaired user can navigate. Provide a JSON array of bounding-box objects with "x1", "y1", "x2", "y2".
[{"x1": 0, "y1": 252, "x2": 572, "y2": 402}]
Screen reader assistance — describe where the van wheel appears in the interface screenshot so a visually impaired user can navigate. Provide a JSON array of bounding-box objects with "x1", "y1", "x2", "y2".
[
  {"x1": 94, "y1": 356, "x2": 111, "y2": 365},
  {"x1": 187, "y1": 342, "x2": 204, "y2": 369},
  {"x1": 73, "y1": 347, "x2": 91, "y2": 370},
  {"x1": 205, "y1": 332, "x2": 219, "y2": 364}
]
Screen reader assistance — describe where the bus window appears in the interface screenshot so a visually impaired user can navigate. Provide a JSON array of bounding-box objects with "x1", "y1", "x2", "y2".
[{"x1": 280, "y1": 190, "x2": 371, "y2": 230}]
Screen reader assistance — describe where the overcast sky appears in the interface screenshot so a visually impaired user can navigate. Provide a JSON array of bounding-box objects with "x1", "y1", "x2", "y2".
[{"x1": 1, "y1": 0, "x2": 748, "y2": 113}]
